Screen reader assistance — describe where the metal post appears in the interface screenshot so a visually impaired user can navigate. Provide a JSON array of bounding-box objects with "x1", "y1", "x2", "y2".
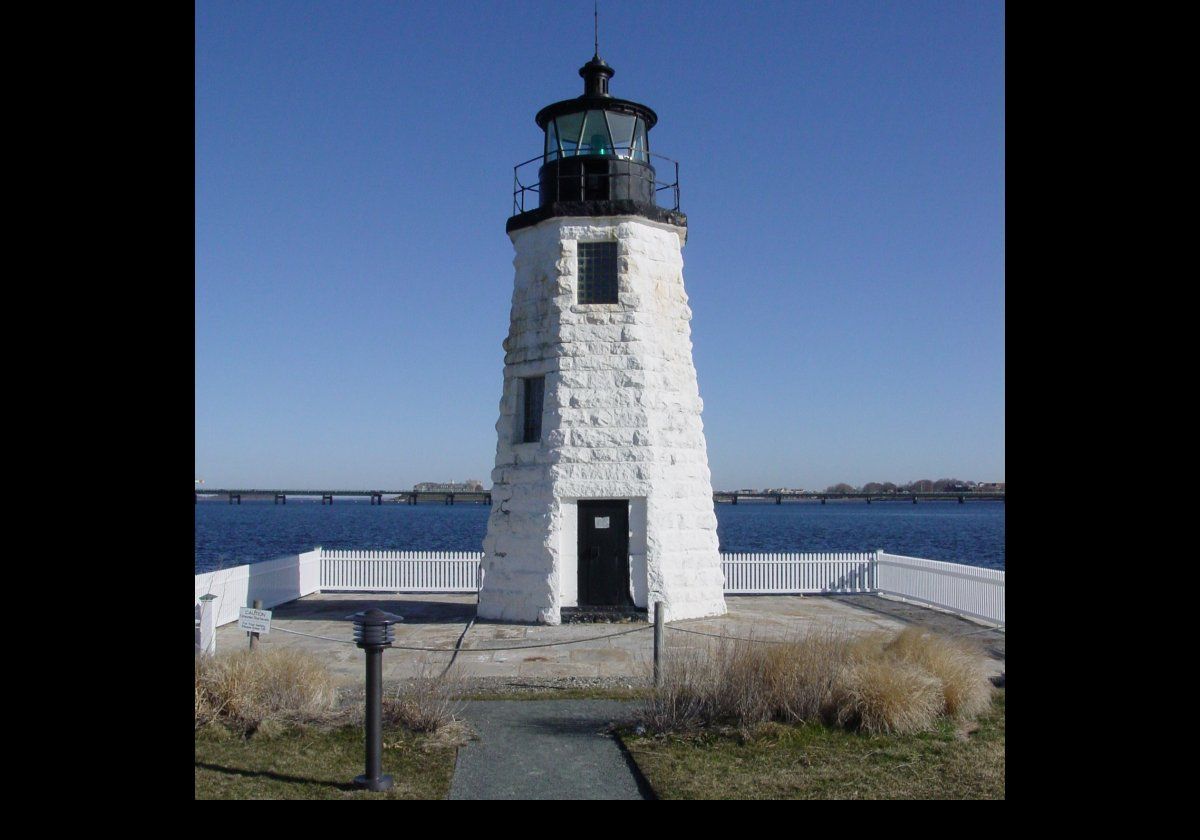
[
  {"x1": 653, "y1": 601, "x2": 665, "y2": 688},
  {"x1": 349, "y1": 608, "x2": 402, "y2": 792},
  {"x1": 363, "y1": 645, "x2": 383, "y2": 784},
  {"x1": 249, "y1": 598, "x2": 262, "y2": 651},
  {"x1": 198, "y1": 594, "x2": 218, "y2": 656}
]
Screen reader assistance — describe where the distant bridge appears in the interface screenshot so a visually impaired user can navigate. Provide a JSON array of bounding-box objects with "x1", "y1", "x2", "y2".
[
  {"x1": 713, "y1": 491, "x2": 1005, "y2": 505},
  {"x1": 198, "y1": 488, "x2": 1003, "y2": 506},
  {"x1": 200, "y1": 489, "x2": 491, "y2": 505}
]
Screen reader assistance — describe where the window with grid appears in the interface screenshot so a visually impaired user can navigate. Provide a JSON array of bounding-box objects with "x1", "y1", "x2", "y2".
[
  {"x1": 522, "y1": 376, "x2": 545, "y2": 443},
  {"x1": 577, "y1": 241, "x2": 618, "y2": 304}
]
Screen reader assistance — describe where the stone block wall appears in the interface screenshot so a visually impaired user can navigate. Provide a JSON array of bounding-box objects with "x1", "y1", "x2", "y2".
[{"x1": 479, "y1": 216, "x2": 726, "y2": 624}]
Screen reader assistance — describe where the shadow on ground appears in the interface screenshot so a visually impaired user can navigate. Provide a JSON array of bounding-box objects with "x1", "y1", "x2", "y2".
[
  {"x1": 826, "y1": 594, "x2": 1005, "y2": 661},
  {"x1": 195, "y1": 762, "x2": 358, "y2": 791},
  {"x1": 271, "y1": 596, "x2": 478, "y2": 625}
]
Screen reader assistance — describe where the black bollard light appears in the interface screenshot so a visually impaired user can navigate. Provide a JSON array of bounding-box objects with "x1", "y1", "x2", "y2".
[{"x1": 347, "y1": 608, "x2": 403, "y2": 792}]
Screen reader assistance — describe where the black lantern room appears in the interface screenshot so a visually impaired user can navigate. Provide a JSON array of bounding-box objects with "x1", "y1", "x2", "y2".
[{"x1": 508, "y1": 54, "x2": 685, "y2": 233}]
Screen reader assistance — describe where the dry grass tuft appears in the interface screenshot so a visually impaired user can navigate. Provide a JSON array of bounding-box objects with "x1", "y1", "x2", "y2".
[
  {"x1": 641, "y1": 645, "x2": 719, "y2": 732},
  {"x1": 884, "y1": 627, "x2": 993, "y2": 718},
  {"x1": 383, "y1": 665, "x2": 469, "y2": 740},
  {"x1": 835, "y1": 656, "x2": 943, "y2": 734},
  {"x1": 640, "y1": 624, "x2": 993, "y2": 736},
  {"x1": 195, "y1": 648, "x2": 337, "y2": 735}
]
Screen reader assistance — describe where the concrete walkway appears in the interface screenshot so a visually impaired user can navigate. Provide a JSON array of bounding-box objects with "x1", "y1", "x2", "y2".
[{"x1": 449, "y1": 700, "x2": 647, "y2": 800}]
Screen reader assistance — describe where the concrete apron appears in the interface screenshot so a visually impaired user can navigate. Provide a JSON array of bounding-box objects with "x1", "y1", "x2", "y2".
[{"x1": 210, "y1": 593, "x2": 1004, "y2": 685}]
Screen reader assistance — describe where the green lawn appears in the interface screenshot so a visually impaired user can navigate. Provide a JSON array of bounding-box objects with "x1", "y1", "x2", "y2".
[
  {"x1": 195, "y1": 724, "x2": 459, "y2": 800},
  {"x1": 622, "y1": 689, "x2": 1004, "y2": 799}
]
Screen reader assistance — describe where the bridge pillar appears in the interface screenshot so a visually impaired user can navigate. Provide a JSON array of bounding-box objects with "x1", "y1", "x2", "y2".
[
  {"x1": 958, "y1": 495, "x2": 964, "y2": 504},
  {"x1": 866, "y1": 497, "x2": 871, "y2": 504},
  {"x1": 820, "y1": 497, "x2": 825, "y2": 505},
  {"x1": 322, "y1": 494, "x2": 333, "y2": 505},
  {"x1": 731, "y1": 495, "x2": 738, "y2": 505},
  {"x1": 485, "y1": 493, "x2": 492, "y2": 506},
  {"x1": 775, "y1": 494, "x2": 781, "y2": 505},
  {"x1": 274, "y1": 494, "x2": 286, "y2": 505},
  {"x1": 446, "y1": 493, "x2": 455, "y2": 506},
  {"x1": 913, "y1": 496, "x2": 918, "y2": 504},
  {"x1": 229, "y1": 493, "x2": 240, "y2": 505},
  {"x1": 370, "y1": 493, "x2": 382, "y2": 505}
]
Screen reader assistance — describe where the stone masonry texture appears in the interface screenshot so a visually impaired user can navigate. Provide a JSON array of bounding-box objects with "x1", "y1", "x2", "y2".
[{"x1": 479, "y1": 215, "x2": 726, "y2": 624}]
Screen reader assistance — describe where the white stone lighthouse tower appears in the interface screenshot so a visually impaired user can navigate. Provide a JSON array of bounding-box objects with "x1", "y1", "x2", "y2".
[{"x1": 478, "y1": 52, "x2": 726, "y2": 625}]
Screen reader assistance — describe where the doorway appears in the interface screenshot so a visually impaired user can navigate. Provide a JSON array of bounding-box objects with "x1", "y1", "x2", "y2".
[{"x1": 577, "y1": 500, "x2": 631, "y2": 607}]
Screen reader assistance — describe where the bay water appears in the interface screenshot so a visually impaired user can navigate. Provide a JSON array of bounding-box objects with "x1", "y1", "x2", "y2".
[{"x1": 195, "y1": 499, "x2": 1004, "y2": 575}]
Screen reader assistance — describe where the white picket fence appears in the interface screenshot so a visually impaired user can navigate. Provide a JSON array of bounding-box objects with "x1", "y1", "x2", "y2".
[
  {"x1": 195, "y1": 547, "x2": 1005, "y2": 642},
  {"x1": 320, "y1": 549, "x2": 482, "y2": 592},
  {"x1": 875, "y1": 551, "x2": 1004, "y2": 626},
  {"x1": 721, "y1": 552, "x2": 875, "y2": 594}
]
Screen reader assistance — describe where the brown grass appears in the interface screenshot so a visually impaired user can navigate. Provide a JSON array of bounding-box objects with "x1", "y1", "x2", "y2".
[
  {"x1": 195, "y1": 648, "x2": 337, "y2": 735},
  {"x1": 835, "y1": 656, "x2": 944, "y2": 734},
  {"x1": 640, "y1": 625, "x2": 993, "y2": 736},
  {"x1": 884, "y1": 627, "x2": 992, "y2": 718},
  {"x1": 382, "y1": 665, "x2": 470, "y2": 741}
]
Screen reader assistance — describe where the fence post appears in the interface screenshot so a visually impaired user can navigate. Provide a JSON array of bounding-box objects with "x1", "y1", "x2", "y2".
[
  {"x1": 249, "y1": 598, "x2": 262, "y2": 651},
  {"x1": 873, "y1": 549, "x2": 882, "y2": 593},
  {"x1": 653, "y1": 601, "x2": 665, "y2": 688},
  {"x1": 198, "y1": 594, "x2": 218, "y2": 656}
]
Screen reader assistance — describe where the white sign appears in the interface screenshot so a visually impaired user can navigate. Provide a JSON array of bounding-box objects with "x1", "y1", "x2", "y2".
[
  {"x1": 595, "y1": 517, "x2": 610, "y2": 529},
  {"x1": 238, "y1": 607, "x2": 272, "y2": 634}
]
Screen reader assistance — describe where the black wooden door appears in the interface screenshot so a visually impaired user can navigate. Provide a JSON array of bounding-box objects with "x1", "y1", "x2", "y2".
[{"x1": 577, "y1": 500, "x2": 631, "y2": 606}]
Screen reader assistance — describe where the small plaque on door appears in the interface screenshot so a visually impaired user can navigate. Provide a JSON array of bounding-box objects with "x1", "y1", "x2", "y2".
[{"x1": 594, "y1": 517, "x2": 610, "y2": 529}]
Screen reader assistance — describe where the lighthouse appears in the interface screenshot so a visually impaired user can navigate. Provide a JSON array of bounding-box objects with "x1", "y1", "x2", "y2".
[{"x1": 478, "y1": 49, "x2": 726, "y2": 625}]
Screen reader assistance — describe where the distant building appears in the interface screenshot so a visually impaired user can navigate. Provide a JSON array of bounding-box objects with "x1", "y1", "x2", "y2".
[{"x1": 413, "y1": 480, "x2": 485, "y2": 492}]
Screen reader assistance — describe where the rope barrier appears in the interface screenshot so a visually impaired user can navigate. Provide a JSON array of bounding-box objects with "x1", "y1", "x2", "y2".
[
  {"x1": 666, "y1": 625, "x2": 792, "y2": 644},
  {"x1": 668, "y1": 623, "x2": 1002, "y2": 644},
  {"x1": 271, "y1": 622, "x2": 652, "y2": 652},
  {"x1": 266, "y1": 620, "x2": 997, "y2": 650},
  {"x1": 271, "y1": 626, "x2": 357, "y2": 645}
]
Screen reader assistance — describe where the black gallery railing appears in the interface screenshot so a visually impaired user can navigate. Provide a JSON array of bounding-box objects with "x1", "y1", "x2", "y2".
[{"x1": 512, "y1": 150, "x2": 681, "y2": 216}]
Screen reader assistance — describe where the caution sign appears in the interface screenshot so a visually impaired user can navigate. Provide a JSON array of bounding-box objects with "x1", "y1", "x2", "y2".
[{"x1": 238, "y1": 607, "x2": 272, "y2": 634}]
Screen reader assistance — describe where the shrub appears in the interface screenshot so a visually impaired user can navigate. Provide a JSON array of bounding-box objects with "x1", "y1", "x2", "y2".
[{"x1": 195, "y1": 648, "x2": 337, "y2": 735}]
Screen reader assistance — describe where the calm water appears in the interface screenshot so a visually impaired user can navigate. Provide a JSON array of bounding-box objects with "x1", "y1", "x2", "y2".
[{"x1": 195, "y1": 499, "x2": 1004, "y2": 574}]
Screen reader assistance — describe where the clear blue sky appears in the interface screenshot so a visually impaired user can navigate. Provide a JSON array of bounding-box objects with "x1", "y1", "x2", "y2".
[{"x1": 195, "y1": 0, "x2": 1004, "y2": 491}]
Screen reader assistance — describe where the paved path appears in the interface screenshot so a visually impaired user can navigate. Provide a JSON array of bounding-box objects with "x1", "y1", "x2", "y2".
[{"x1": 449, "y1": 700, "x2": 648, "y2": 800}]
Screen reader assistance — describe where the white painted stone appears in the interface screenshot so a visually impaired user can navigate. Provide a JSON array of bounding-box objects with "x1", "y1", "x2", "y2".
[{"x1": 479, "y1": 215, "x2": 727, "y2": 625}]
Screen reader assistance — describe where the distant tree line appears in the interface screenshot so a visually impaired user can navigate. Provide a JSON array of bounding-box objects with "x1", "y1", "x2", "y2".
[{"x1": 823, "y1": 479, "x2": 1002, "y2": 494}]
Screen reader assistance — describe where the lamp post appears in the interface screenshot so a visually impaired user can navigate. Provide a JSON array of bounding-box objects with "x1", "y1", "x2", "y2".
[{"x1": 347, "y1": 608, "x2": 403, "y2": 792}]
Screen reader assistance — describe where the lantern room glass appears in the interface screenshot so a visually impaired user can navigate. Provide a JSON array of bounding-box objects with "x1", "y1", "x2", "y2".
[{"x1": 544, "y1": 111, "x2": 650, "y2": 162}]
